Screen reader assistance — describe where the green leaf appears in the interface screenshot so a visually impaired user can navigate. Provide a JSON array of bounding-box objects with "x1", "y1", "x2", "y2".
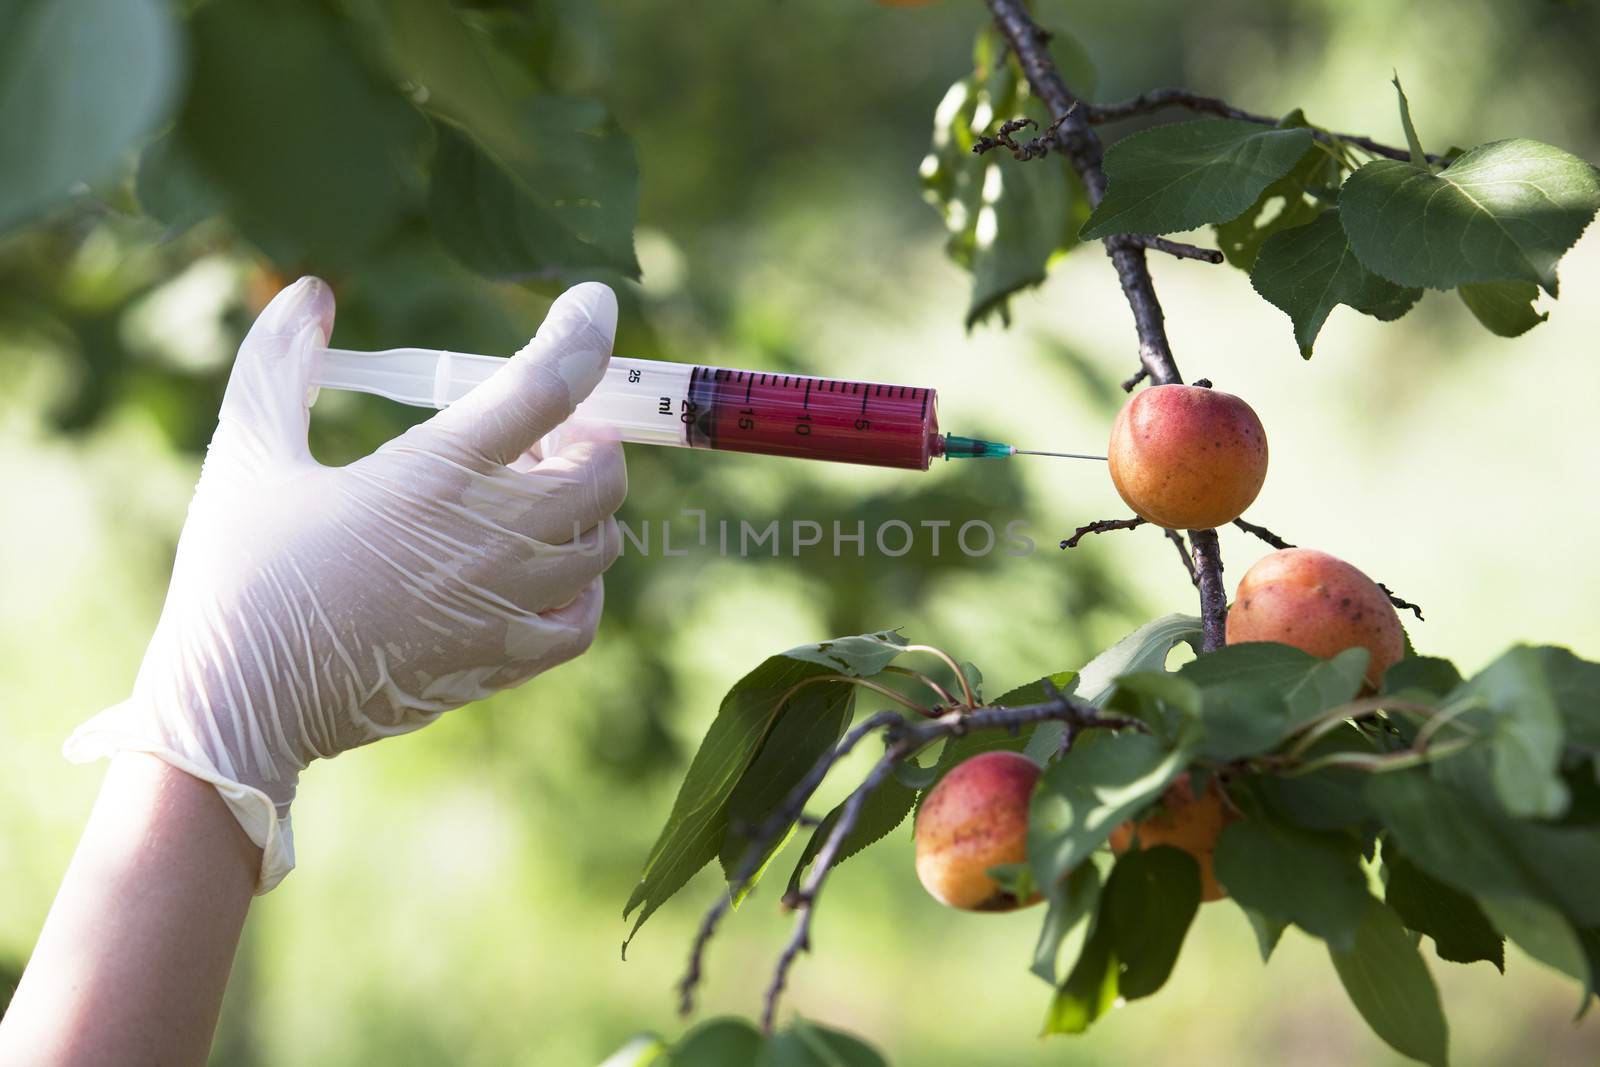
[
  {"x1": 774, "y1": 1019, "x2": 891, "y2": 1067},
  {"x1": 429, "y1": 98, "x2": 639, "y2": 281},
  {"x1": 1328, "y1": 899, "x2": 1450, "y2": 1067},
  {"x1": 1213, "y1": 817, "x2": 1372, "y2": 950},
  {"x1": 1458, "y1": 282, "x2": 1548, "y2": 337},
  {"x1": 1529, "y1": 646, "x2": 1600, "y2": 754},
  {"x1": 1028, "y1": 615, "x2": 1201, "y2": 761},
  {"x1": 784, "y1": 777, "x2": 918, "y2": 900},
  {"x1": 600, "y1": 1035, "x2": 669, "y2": 1067},
  {"x1": 1259, "y1": 724, "x2": 1379, "y2": 831},
  {"x1": 721, "y1": 683, "x2": 856, "y2": 892},
  {"x1": 174, "y1": 0, "x2": 427, "y2": 266},
  {"x1": 1028, "y1": 732, "x2": 1190, "y2": 892},
  {"x1": 1105, "y1": 847, "x2": 1201, "y2": 998},
  {"x1": 1238, "y1": 904, "x2": 1289, "y2": 961},
  {"x1": 624, "y1": 632, "x2": 904, "y2": 949},
  {"x1": 366, "y1": 0, "x2": 527, "y2": 168},
  {"x1": 1367, "y1": 771, "x2": 1600, "y2": 928},
  {"x1": 1044, "y1": 847, "x2": 1200, "y2": 1033},
  {"x1": 1251, "y1": 210, "x2": 1423, "y2": 356},
  {"x1": 1383, "y1": 839, "x2": 1503, "y2": 970},
  {"x1": 1214, "y1": 114, "x2": 1342, "y2": 270},
  {"x1": 1080, "y1": 120, "x2": 1314, "y2": 238},
  {"x1": 668, "y1": 1018, "x2": 764, "y2": 1066},
  {"x1": 1442, "y1": 645, "x2": 1568, "y2": 819},
  {"x1": 1339, "y1": 138, "x2": 1600, "y2": 295},
  {"x1": 1102, "y1": 671, "x2": 1203, "y2": 745},
  {"x1": 1383, "y1": 656, "x2": 1463, "y2": 698},
  {"x1": 1478, "y1": 896, "x2": 1597, "y2": 999},
  {"x1": 1178, "y1": 642, "x2": 1367, "y2": 761},
  {"x1": 1044, "y1": 911, "x2": 1119, "y2": 1035},
  {"x1": 1032, "y1": 863, "x2": 1101, "y2": 984},
  {"x1": 0, "y1": 0, "x2": 181, "y2": 232},
  {"x1": 1391, "y1": 75, "x2": 1431, "y2": 171},
  {"x1": 920, "y1": 50, "x2": 1082, "y2": 328}
]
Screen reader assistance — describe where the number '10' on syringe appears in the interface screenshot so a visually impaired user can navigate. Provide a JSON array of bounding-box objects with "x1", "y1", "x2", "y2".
[{"x1": 312, "y1": 347, "x2": 1105, "y2": 472}]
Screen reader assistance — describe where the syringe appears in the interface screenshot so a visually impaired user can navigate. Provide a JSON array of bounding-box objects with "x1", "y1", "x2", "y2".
[{"x1": 311, "y1": 347, "x2": 1105, "y2": 472}]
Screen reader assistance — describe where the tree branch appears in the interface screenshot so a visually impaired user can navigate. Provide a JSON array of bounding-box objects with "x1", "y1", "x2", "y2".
[
  {"x1": 1188, "y1": 529, "x2": 1228, "y2": 652},
  {"x1": 680, "y1": 692, "x2": 1143, "y2": 1030},
  {"x1": 1060, "y1": 516, "x2": 1146, "y2": 548},
  {"x1": 1126, "y1": 233, "x2": 1225, "y2": 264},
  {"x1": 985, "y1": 0, "x2": 1227, "y2": 641},
  {"x1": 1084, "y1": 88, "x2": 1446, "y2": 164}
]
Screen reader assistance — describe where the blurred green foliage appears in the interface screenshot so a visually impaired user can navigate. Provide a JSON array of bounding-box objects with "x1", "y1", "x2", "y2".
[{"x1": 2, "y1": 0, "x2": 1600, "y2": 1064}]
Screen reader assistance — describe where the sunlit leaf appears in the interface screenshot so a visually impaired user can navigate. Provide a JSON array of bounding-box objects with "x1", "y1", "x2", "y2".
[
  {"x1": 1339, "y1": 138, "x2": 1600, "y2": 294},
  {"x1": 1028, "y1": 732, "x2": 1190, "y2": 891},
  {"x1": 1080, "y1": 120, "x2": 1314, "y2": 238}
]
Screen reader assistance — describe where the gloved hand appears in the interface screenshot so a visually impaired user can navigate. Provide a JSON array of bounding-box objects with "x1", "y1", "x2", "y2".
[{"x1": 65, "y1": 277, "x2": 626, "y2": 891}]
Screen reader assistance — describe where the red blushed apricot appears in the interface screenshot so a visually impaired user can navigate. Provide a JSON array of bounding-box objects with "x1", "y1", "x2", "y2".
[
  {"x1": 1107, "y1": 384, "x2": 1268, "y2": 530},
  {"x1": 914, "y1": 751, "x2": 1042, "y2": 911},
  {"x1": 1108, "y1": 773, "x2": 1237, "y2": 902},
  {"x1": 1226, "y1": 547, "x2": 1404, "y2": 690}
]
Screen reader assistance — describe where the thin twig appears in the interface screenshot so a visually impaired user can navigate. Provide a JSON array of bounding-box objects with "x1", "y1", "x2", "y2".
[
  {"x1": 1378, "y1": 583, "x2": 1426, "y2": 622},
  {"x1": 1121, "y1": 367, "x2": 1150, "y2": 391},
  {"x1": 681, "y1": 691, "x2": 1142, "y2": 1028},
  {"x1": 1163, "y1": 529, "x2": 1199, "y2": 586},
  {"x1": 973, "y1": 113, "x2": 1072, "y2": 160},
  {"x1": 1084, "y1": 88, "x2": 1447, "y2": 165},
  {"x1": 677, "y1": 710, "x2": 906, "y2": 1018},
  {"x1": 881, "y1": 665, "x2": 959, "y2": 711},
  {"x1": 1126, "y1": 234, "x2": 1225, "y2": 263},
  {"x1": 1060, "y1": 516, "x2": 1146, "y2": 549},
  {"x1": 1233, "y1": 517, "x2": 1295, "y2": 550},
  {"x1": 901, "y1": 644, "x2": 979, "y2": 708}
]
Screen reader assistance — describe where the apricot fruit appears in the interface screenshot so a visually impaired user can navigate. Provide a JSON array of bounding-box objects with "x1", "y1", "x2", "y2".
[
  {"x1": 1107, "y1": 384, "x2": 1268, "y2": 530},
  {"x1": 1226, "y1": 547, "x2": 1404, "y2": 690},
  {"x1": 1108, "y1": 773, "x2": 1237, "y2": 902},
  {"x1": 914, "y1": 751, "x2": 1042, "y2": 911}
]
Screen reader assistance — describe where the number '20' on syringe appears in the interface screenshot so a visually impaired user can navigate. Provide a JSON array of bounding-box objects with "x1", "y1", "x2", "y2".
[{"x1": 311, "y1": 347, "x2": 1105, "y2": 472}]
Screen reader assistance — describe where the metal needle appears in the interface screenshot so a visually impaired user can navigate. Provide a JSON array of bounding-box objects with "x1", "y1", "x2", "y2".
[{"x1": 1010, "y1": 448, "x2": 1109, "y2": 461}]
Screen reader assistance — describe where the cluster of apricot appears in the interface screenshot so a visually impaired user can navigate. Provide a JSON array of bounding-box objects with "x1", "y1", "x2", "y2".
[{"x1": 915, "y1": 385, "x2": 1404, "y2": 911}]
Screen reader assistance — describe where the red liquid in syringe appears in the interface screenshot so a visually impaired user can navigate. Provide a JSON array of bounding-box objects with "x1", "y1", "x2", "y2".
[{"x1": 680, "y1": 366, "x2": 940, "y2": 470}]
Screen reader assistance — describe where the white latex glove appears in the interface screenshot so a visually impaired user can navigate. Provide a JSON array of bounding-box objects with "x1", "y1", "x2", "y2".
[{"x1": 65, "y1": 277, "x2": 626, "y2": 891}]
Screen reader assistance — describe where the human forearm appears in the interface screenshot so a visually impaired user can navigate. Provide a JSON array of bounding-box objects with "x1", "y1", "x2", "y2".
[{"x1": 0, "y1": 754, "x2": 258, "y2": 1067}]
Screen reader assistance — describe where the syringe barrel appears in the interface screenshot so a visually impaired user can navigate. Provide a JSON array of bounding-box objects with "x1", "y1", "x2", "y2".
[{"x1": 314, "y1": 348, "x2": 939, "y2": 470}]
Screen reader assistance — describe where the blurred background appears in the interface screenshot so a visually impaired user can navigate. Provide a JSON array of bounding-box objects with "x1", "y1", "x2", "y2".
[{"x1": 3, "y1": 0, "x2": 1599, "y2": 1063}]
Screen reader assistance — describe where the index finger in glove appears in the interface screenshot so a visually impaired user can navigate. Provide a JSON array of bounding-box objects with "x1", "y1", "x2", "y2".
[
  {"x1": 410, "y1": 282, "x2": 617, "y2": 471},
  {"x1": 500, "y1": 437, "x2": 627, "y2": 546}
]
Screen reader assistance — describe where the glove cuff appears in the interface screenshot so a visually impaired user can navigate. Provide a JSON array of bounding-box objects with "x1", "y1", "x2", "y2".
[{"x1": 64, "y1": 708, "x2": 296, "y2": 893}]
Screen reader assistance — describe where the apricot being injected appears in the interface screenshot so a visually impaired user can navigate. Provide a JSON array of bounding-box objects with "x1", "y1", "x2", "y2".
[{"x1": 1108, "y1": 384, "x2": 1268, "y2": 530}]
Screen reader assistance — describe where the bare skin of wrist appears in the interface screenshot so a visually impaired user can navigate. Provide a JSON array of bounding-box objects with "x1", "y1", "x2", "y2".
[{"x1": 0, "y1": 753, "x2": 260, "y2": 1067}]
